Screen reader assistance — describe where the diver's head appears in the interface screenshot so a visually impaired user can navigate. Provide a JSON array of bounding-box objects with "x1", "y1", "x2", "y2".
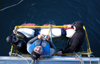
[
  {"x1": 6, "y1": 35, "x2": 18, "y2": 43},
  {"x1": 31, "y1": 46, "x2": 43, "y2": 60},
  {"x1": 73, "y1": 21, "x2": 83, "y2": 31},
  {"x1": 31, "y1": 39, "x2": 45, "y2": 60}
]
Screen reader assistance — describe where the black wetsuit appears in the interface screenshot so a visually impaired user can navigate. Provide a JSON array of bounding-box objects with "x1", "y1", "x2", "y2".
[
  {"x1": 62, "y1": 21, "x2": 85, "y2": 53},
  {"x1": 11, "y1": 32, "x2": 28, "y2": 53}
]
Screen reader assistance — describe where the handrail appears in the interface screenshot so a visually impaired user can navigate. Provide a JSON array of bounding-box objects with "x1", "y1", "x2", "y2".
[
  {"x1": 10, "y1": 46, "x2": 13, "y2": 53},
  {"x1": 83, "y1": 26, "x2": 90, "y2": 46},
  {"x1": 14, "y1": 25, "x2": 68, "y2": 29},
  {"x1": 10, "y1": 25, "x2": 91, "y2": 56}
]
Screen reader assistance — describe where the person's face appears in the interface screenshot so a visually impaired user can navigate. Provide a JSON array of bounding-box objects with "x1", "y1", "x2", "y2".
[
  {"x1": 73, "y1": 26, "x2": 76, "y2": 31},
  {"x1": 34, "y1": 46, "x2": 42, "y2": 54}
]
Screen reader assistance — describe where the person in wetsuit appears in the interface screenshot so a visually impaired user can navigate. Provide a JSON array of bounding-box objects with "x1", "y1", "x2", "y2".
[
  {"x1": 56, "y1": 21, "x2": 85, "y2": 56},
  {"x1": 27, "y1": 34, "x2": 56, "y2": 60},
  {"x1": 6, "y1": 30, "x2": 28, "y2": 53}
]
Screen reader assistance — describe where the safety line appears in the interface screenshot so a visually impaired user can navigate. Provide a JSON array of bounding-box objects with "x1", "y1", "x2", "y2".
[
  {"x1": 9, "y1": 52, "x2": 30, "y2": 64},
  {"x1": 0, "y1": 0, "x2": 23, "y2": 11}
]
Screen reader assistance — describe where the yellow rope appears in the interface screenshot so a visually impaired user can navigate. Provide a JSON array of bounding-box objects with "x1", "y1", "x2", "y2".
[{"x1": 48, "y1": 24, "x2": 51, "y2": 35}]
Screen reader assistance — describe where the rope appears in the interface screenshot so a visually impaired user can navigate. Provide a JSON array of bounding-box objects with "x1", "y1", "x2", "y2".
[
  {"x1": 49, "y1": 24, "x2": 53, "y2": 43},
  {"x1": 89, "y1": 57, "x2": 91, "y2": 64},
  {"x1": 31, "y1": 60, "x2": 36, "y2": 64},
  {"x1": 48, "y1": 25, "x2": 51, "y2": 36},
  {"x1": 87, "y1": 52, "x2": 95, "y2": 64},
  {"x1": 9, "y1": 52, "x2": 30, "y2": 64},
  {"x1": 0, "y1": 0, "x2": 23, "y2": 11},
  {"x1": 75, "y1": 53, "x2": 84, "y2": 64}
]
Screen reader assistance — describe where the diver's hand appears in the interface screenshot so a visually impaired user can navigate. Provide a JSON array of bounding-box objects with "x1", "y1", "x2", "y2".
[
  {"x1": 13, "y1": 30, "x2": 17, "y2": 34},
  {"x1": 56, "y1": 51, "x2": 63, "y2": 56},
  {"x1": 46, "y1": 35, "x2": 49, "y2": 41},
  {"x1": 38, "y1": 34, "x2": 50, "y2": 41},
  {"x1": 38, "y1": 34, "x2": 44, "y2": 39}
]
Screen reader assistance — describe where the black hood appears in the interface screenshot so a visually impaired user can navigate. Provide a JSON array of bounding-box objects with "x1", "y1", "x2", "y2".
[{"x1": 74, "y1": 21, "x2": 83, "y2": 31}]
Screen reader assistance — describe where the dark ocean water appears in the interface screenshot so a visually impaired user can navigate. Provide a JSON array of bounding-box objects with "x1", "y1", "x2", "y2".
[{"x1": 0, "y1": 0, "x2": 100, "y2": 57}]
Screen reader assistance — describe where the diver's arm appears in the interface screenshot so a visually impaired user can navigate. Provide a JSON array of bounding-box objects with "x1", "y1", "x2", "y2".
[
  {"x1": 62, "y1": 38, "x2": 79, "y2": 53},
  {"x1": 28, "y1": 36, "x2": 38, "y2": 44},
  {"x1": 12, "y1": 44, "x2": 21, "y2": 51},
  {"x1": 47, "y1": 40, "x2": 56, "y2": 50}
]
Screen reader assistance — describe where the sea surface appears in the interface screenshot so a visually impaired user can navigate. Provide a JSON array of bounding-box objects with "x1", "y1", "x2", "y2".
[{"x1": 0, "y1": 0, "x2": 100, "y2": 57}]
